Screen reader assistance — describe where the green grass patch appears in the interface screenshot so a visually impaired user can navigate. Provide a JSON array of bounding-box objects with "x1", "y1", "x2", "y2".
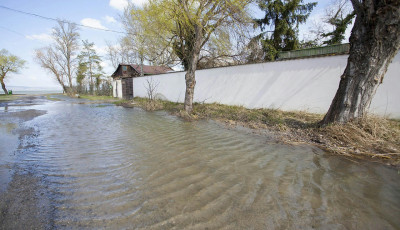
[
  {"x1": 45, "y1": 94, "x2": 62, "y2": 101},
  {"x1": 128, "y1": 97, "x2": 322, "y2": 128},
  {"x1": 0, "y1": 94, "x2": 19, "y2": 101},
  {"x1": 93, "y1": 104, "x2": 111, "y2": 108},
  {"x1": 79, "y1": 95, "x2": 115, "y2": 101}
]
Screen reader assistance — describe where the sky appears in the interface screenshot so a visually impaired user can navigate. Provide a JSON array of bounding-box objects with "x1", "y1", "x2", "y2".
[{"x1": 0, "y1": 0, "x2": 337, "y2": 91}]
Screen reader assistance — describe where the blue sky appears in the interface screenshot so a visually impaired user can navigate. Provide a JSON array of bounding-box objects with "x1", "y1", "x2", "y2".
[{"x1": 0, "y1": 0, "x2": 333, "y2": 91}]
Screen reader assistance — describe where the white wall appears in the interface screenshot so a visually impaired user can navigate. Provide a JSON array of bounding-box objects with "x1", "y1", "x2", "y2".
[
  {"x1": 112, "y1": 80, "x2": 117, "y2": 97},
  {"x1": 133, "y1": 53, "x2": 400, "y2": 118},
  {"x1": 113, "y1": 80, "x2": 123, "y2": 99}
]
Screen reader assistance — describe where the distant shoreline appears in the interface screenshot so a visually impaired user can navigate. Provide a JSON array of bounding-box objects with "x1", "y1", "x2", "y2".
[{"x1": 0, "y1": 90, "x2": 62, "y2": 95}]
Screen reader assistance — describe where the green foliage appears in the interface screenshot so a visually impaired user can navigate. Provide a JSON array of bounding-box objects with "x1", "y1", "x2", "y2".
[
  {"x1": 130, "y1": 0, "x2": 253, "y2": 70},
  {"x1": 254, "y1": 0, "x2": 317, "y2": 61},
  {"x1": 0, "y1": 49, "x2": 26, "y2": 94},
  {"x1": 77, "y1": 40, "x2": 104, "y2": 94},
  {"x1": 76, "y1": 62, "x2": 87, "y2": 85},
  {"x1": 0, "y1": 49, "x2": 26, "y2": 78},
  {"x1": 298, "y1": 39, "x2": 319, "y2": 49},
  {"x1": 322, "y1": 11, "x2": 355, "y2": 45}
]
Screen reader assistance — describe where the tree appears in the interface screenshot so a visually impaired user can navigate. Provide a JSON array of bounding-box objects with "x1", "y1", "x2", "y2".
[
  {"x1": 0, "y1": 49, "x2": 26, "y2": 94},
  {"x1": 132, "y1": 0, "x2": 253, "y2": 113},
  {"x1": 36, "y1": 21, "x2": 80, "y2": 94},
  {"x1": 36, "y1": 47, "x2": 68, "y2": 93},
  {"x1": 76, "y1": 61, "x2": 88, "y2": 93},
  {"x1": 322, "y1": 0, "x2": 400, "y2": 124},
  {"x1": 121, "y1": 3, "x2": 179, "y2": 73},
  {"x1": 77, "y1": 40, "x2": 103, "y2": 94},
  {"x1": 105, "y1": 39, "x2": 138, "y2": 69},
  {"x1": 254, "y1": 0, "x2": 317, "y2": 61},
  {"x1": 321, "y1": 0, "x2": 355, "y2": 45}
]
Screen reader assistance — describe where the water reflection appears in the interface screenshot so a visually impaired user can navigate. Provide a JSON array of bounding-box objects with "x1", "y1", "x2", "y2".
[{"x1": 2, "y1": 98, "x2": 400, "y2": 229}]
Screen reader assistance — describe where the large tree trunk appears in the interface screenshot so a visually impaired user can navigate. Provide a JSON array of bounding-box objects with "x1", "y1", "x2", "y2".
[
  {"x1": 322, "y1": 0, "x2": 400, "y2": 125},
  {"x1": 184, "y1": 25, "x2": 203, "y2": 114},
  {"x1": 1, "y1": 78, "x2": 8, "y2": 94}
]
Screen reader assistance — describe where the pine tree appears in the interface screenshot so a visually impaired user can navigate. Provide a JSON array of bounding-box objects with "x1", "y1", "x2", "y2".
[
  {"x1": 254, "y1": 0, "x2": 317, "y2": 60},
  {"x1": 77, "y1": 40, "x2": 103, "y2": 95},
  {"x1": 322, "y1": 2, "x2": 355, "y2": 45}
]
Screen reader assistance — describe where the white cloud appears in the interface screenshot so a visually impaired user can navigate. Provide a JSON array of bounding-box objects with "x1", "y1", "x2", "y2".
[
  {"x1": 26, "y1": 33, "x2": 52, "y2": 42},
  {"x1": 131, "y1": 0, "x2": 147, "y2": 6},
  {"x1": 109, "y1": 0, "x2": 147, "y2": 10},
  {"x1": 104, "y1": 15, "x2": 117, "y2": 23},
  {"x1": 80, "y1": 18, "x2": 108, "y2": 30},
  {"x1": 93, "y1": 45, "x2": 108, "y2": 56},
  {"x1": 109, "y1": 0, "x2": 129, "y2": 11}
]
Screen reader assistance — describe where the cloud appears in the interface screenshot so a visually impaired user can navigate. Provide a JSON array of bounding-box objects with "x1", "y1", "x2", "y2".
[
  {"x1": 93, "y1": 45, "x2": 108, "y2": 56},
  {"x1": 104, "y1": 15, "x2": 117, "y2": 23},
  {"x1": 80, "y1": 18, "x2": 108, "y2": 30},
  {"x1": 26, "y1": 33, "x2": 52, "y2": 42},
  {"x1": 109, "y1": 0, "x2": 129, "y2": 11},
  {"x1": 131, "y1": 0, "x2": 147, "y2": 6},
  {"x1": 109, "y1": 0, "x2": 147, "y2": 10}
]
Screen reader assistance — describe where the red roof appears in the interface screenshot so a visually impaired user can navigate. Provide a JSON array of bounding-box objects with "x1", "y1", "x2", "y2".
[{"x1": 130, "y1": 64, "x2": 173, "y2": 75}]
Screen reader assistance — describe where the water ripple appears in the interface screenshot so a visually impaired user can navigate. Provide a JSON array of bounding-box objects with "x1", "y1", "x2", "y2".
[{"x1": 7, "y1": 101, "x2": 399, "y2": 229}]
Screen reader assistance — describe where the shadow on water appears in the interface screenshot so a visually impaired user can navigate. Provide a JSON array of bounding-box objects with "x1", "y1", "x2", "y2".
[{"x1": 0, "y1": 96, "x2": 399, "y2": 229}]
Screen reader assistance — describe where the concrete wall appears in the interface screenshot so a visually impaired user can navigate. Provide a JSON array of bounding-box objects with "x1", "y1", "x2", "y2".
[{"x1": 133, "y1": 53, "x2": 400, "y2": 118}]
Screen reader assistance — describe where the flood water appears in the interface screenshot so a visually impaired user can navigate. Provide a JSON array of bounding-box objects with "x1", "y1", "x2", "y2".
[{"x1": 1, "y1": 96, "x2": 399, "y2": 229}]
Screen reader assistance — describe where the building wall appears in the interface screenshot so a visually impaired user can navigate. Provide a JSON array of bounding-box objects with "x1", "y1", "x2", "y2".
[
  {"x1": 113, "y1": 80, "x2": 123, "y2": 99},
  {"x1": 133, "y1": 53, "x2": 400, "y2": 118},
  {"x1": 112, "y1": 80, "x2": 117, "y2": 97}
]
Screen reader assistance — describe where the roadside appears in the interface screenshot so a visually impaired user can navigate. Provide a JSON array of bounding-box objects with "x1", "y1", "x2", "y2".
[{"x1": 117, "y1": 97, "x2": 400, "y2": 168}]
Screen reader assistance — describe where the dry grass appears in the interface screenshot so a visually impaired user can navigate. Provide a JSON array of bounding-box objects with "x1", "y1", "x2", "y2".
[
  {"x1": 317, "y1": 116, "x2": 400, "y2": 164},
  {"x1": 120, "y1": 97, "x2": 400, "y2": 167}
]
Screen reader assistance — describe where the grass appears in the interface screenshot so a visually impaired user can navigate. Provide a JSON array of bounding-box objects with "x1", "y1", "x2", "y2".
[
  {"x1": 45, "y1": 94, "x2": 62, "y2": 101},
  {"x1": 79, "y1": 95, "x2": 116, "y2": 101},
  {"x1": 0, "y1": 94, "x2": 19, "y2": 101},
  {"x1": 119, "y1": 97, "x2": 400, "y2": 167}
]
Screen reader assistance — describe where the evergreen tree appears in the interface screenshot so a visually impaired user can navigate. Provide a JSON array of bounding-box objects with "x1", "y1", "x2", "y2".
[
  {"x1": 76, "y1": 62, "x2": 88, "y2": 93},
  {"x1": 77, "y1": 40, "x2": 103, "y2": 95},
  {"x1": 254, "y1": 0, "x2": 317, "y2": 60},
  {"x1": 322, "y1": 9, "x2": 355, "y2": 45}
]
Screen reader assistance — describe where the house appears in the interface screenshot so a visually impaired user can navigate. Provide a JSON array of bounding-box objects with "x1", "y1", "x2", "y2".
[{"x1": 111, "y1": 64, "x2": 173, "y2": 99}]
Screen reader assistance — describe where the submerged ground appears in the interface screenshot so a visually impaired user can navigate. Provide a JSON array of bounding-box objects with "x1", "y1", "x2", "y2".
[{"x1": 0, "y1": 95, "x2": 399, "y2": 229}]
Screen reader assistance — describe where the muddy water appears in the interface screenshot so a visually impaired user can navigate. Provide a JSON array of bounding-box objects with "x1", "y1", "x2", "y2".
[{"x1": 1, "y1": 96, "x2": 399, "y2": 229}]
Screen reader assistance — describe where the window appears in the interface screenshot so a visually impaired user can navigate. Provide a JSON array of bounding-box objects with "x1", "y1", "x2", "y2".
[{"x1": 122, "y1": 66, "x2": 127, "y2": 71}]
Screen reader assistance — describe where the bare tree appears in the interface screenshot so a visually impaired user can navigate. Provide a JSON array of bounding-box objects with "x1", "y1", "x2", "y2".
[
  {"x1": 36, "y1": 21, "x2": 80, "y2": 94},
  {"x1": 105, "y1": 39, "x2": 138, "y2": 69},
  {"x1": 52, "y1": 21, "x2": 80, "y2": 89},
  {"x1": 35, "y1": 47, "x2": 68, "y2": 93},
  {"x1": 144, "y1": 77, "x2": 159, "y2": 101}
]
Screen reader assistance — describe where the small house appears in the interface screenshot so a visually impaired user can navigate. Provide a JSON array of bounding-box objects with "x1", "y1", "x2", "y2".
[{"x1": 111, "y1": 64, "x2": 173, "y2": 99}]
